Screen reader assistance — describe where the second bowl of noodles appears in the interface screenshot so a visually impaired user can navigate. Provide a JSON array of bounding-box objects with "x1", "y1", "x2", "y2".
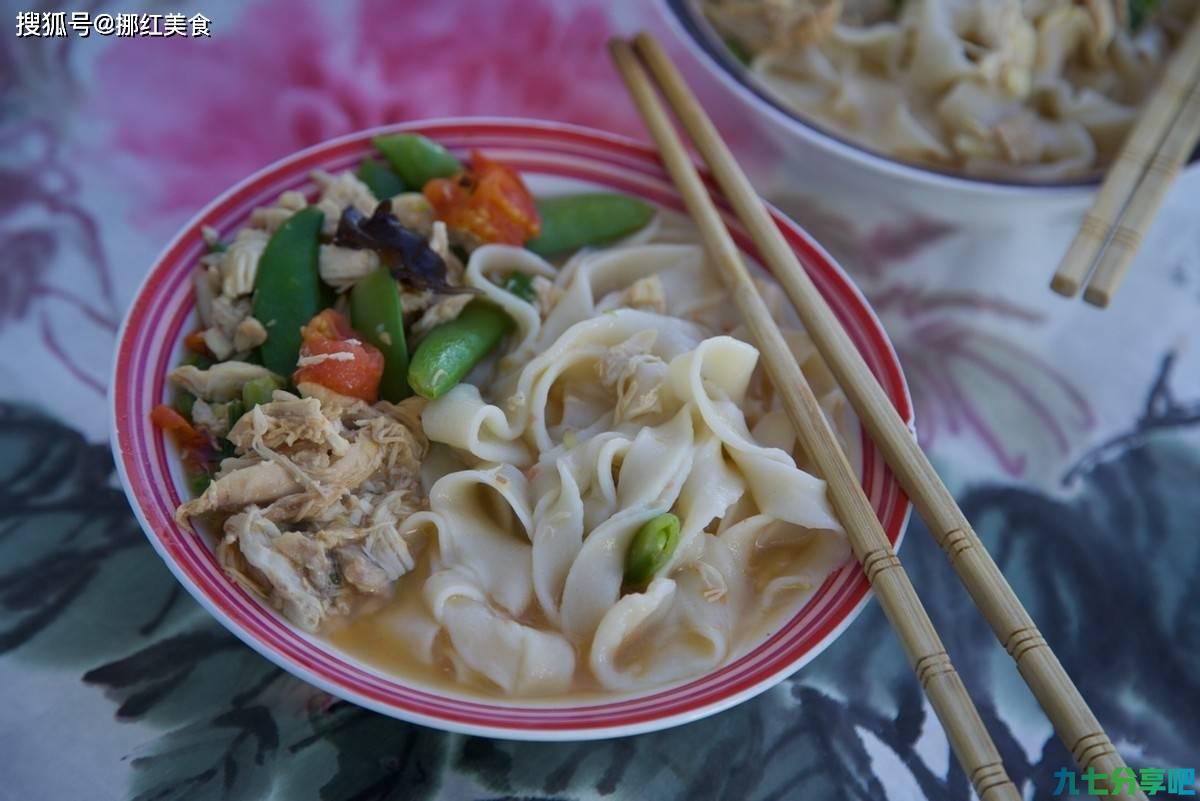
[{"x1": 662, "y1": 0, "x2": 1200, "y2": 230}]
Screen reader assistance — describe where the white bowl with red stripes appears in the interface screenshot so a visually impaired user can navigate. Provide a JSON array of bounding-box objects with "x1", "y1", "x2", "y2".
[{"x1": 111, "y1": 118, "x2": 913, "y2": 740}]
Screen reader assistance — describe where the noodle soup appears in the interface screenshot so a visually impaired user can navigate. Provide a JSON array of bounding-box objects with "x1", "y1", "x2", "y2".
[
  {"x1": 702, "y1": 0, "x2": 1194, "y2": 181},
  {"x1": 155, "y1": 135, "x2": 856, "y2": 699}
]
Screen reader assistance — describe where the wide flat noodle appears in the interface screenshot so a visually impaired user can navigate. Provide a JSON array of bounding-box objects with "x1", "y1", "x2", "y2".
[{"x1": 401, "y1": 214, "x2": 857, "y2": 695}]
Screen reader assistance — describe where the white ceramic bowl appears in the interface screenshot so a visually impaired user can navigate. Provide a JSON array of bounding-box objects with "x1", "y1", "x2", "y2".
[
  {"x1": 111, "y1": 118, "x2": 913, "y2": 740},
  {"x1": 660, "y1": 0, "x2": 1200, "y2": 232}
]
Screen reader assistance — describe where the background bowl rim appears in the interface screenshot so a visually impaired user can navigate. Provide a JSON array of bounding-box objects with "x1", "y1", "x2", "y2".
[
  {"x1": 661, "y1": 0, "x2": 1200, "y2": 195},
  {"x1": 109, "y1": 116, "x2": 914, "y2": 740}
]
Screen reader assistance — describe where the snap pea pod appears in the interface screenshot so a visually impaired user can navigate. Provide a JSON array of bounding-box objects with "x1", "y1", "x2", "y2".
[
  {"x1": 372, "y1": 134, "x2": 463, "y2": 190},
  {"x1": 407, "y1": 301, "x2": 512, "y2": 400},
  {"x1": 623, "y1": 513, "x2": 681, "y2": 590},
  {"x1": 525, "y1": 193, "x2": 654, "y2": 257},
  {"x1": 350, "y1": 267, "x2": 411, "y2": 401},
  {"x1": 252, "y1": 207, "x2": 325, "y2": 376},
  {"x1": 356, "y1": 157, "x2": 407, "y2": 199},
  {"x1": 241, "y1": 375, "x2": 285, "y2": 410}
]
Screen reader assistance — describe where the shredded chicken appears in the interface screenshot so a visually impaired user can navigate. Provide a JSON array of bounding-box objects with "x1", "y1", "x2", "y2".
[
  {"x1": 219, "y1": 228, "x2": 270, "y2": 297},
  {"x1": 169, "y1": 361, "x2": 283, "y2": 402},
  {"x1": 193, "y1": 266, "x2": 220, "y2": 329},
  {"x1": 190, "y1": 399, "x2": 230, "y2": 439},
  {"x1": 227, "y1": 395, "x2": 351, "y2": 456},
  {"x1": 312, "y1": 170, "x2": 378, "y2": 235},
  {"x1": 532, "y1": 275, "x2": 562, "y2": 318},
  {"x1": 388, "y1": 192, "x2": 435, "y2": 236},
  {"x1": 184, "y1": 382, "x2": 429, "y2": 632},
  {"x1": 410, "y1": 294, "x2": 473, "y2": 341},
  {"x1": 210, "y1": 295, "x2": 253, "y2": 341},
  {"x1": 319, "y1": 244, "x2": 381, "y2": 292},
  {"x1": 202, "y1": 327, "x2": 235, "y2": 361},
  {"x1": 233, "y1": 317, "x2": 268, "y2": 352},
  {"x1": 596, "y1": 330, "x2": 667, "y2": 423},
  {"x1": 619, "y1": 275, "x2": 667, "y2": 313},
  {"x1": 249, "y1": 190, "x2": 308, "y2": 234}
]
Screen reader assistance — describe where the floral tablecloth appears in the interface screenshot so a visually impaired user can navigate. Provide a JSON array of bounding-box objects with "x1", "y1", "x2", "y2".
[{"x1": 2, "y1": 1, "x2": 1198, "y2": 799}]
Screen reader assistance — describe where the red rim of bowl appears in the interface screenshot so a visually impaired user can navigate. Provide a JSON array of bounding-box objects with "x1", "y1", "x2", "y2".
[{"x1": 110, "y1": 117, "x2": 914, "y2": 740}]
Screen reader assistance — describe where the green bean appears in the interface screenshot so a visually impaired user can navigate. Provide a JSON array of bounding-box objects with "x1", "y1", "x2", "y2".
[
  {"x1": 372, "y1": 134, "x2": 463, "y2": 189},
  {"x1": 356, "y1": 157, "x2": 407, "y2": 199},
  {"x1": 252, "y1": 206, "x2": 325, "y2": 376},
  {"x1": 623, "y1": 513, "x2": 681, "y2": 590},
  {"x1": 407, "y1": 301, "x2": 513, "y2": 399},
  {"x1": 526, "y1": 193, "x2": 654, "y2": 257},
  {"x1": 241, "y1": 375, "x2": 284, "y2": 411},
  {"x1": 225, "y1": 400, "x2": 246, "y2": 430},
  {"x1": 174, "y1": 390, "x2": 196, "y2": 420},
  {"x1": 503, "y1": 272, "x2": 536, "y2": 303},
  {"x1": 350, "y1": 267, "x2": 411, "y2": 400}
]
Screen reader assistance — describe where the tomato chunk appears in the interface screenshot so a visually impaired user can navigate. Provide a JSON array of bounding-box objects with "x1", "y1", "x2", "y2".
[
  {"x1": 292, "y1": 309, "x2": 385, "y2": 402},
  {"x1": 150, "y1": 404, "x2": 213, "y2": 476},
  {"x1": 423, "y1": 151, "x2": 540, "y2": 245}
]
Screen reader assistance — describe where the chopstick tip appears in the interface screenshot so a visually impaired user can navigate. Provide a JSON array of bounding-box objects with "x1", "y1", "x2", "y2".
[
  {"x1": 607, "y1": 36, "x2": 633, "y2": 62},
  {"x1": 1049, "y1": 274, "x2": 1081, "y2": 298},
  {"x1": 1082, "y1": 285, "x2": 1113, "y2": 308}
]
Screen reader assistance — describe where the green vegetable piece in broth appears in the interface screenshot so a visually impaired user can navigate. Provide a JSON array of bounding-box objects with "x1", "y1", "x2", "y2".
[
  {"x1": 252, "y1": 206, "x2": 325, "y2": 376},
  {"x1": 350, "y1": 267, "x2": 411, "y2": 401},
  {"x1": 526, "y1": 193, "x2": 654, "y2": 257},
  {"x1": 407, "y1": 301, "x2": 513, "y2": 399},
  {"x1": 503, "y1": 272, "x2": 537, "y2": 303},
  {"x1": 356, "y1": 157, "x2": 407, "y2": 199},
  {"x1": 372, "y1": 134, "x2": 463, "y2": 189},
  {"x1": 623, "y1": 513, "x2": 681, "y2": 590}
]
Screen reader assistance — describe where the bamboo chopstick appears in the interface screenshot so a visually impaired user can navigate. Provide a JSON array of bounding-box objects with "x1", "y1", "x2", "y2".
[
  {"x1": 1051, "y1": 8, "x2": 1200, "y2": 303},
  {"x1": 626, "y1": 31, "x2": 1145, "y2": 801},
  {"x1": 610, "y1": 38, "x2": 1021, "y2": 801},
  {"x1": 1083, "y1": 74, "x2": 1200, "y2": 306}
]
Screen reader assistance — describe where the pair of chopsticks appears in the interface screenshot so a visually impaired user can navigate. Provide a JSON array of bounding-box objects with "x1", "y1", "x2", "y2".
[
  {"x1": 1052, "y1": 8, "x2": 1200, "y2": 307},
  {"x1": 611, "y1": 33, "x2": 1146, "y2": 801}
]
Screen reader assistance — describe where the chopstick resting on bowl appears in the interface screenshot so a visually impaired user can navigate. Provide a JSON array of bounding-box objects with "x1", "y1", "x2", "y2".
[
  {"x1": 1051, "y1": 7, "x2": 1200, "y2": 308},
  {"x1": 615, "y1": 32, "x2": 1148, "y2": 801},
  {"x1": 610, "y1": 37, "x2": 1020, "y2": 801}
]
